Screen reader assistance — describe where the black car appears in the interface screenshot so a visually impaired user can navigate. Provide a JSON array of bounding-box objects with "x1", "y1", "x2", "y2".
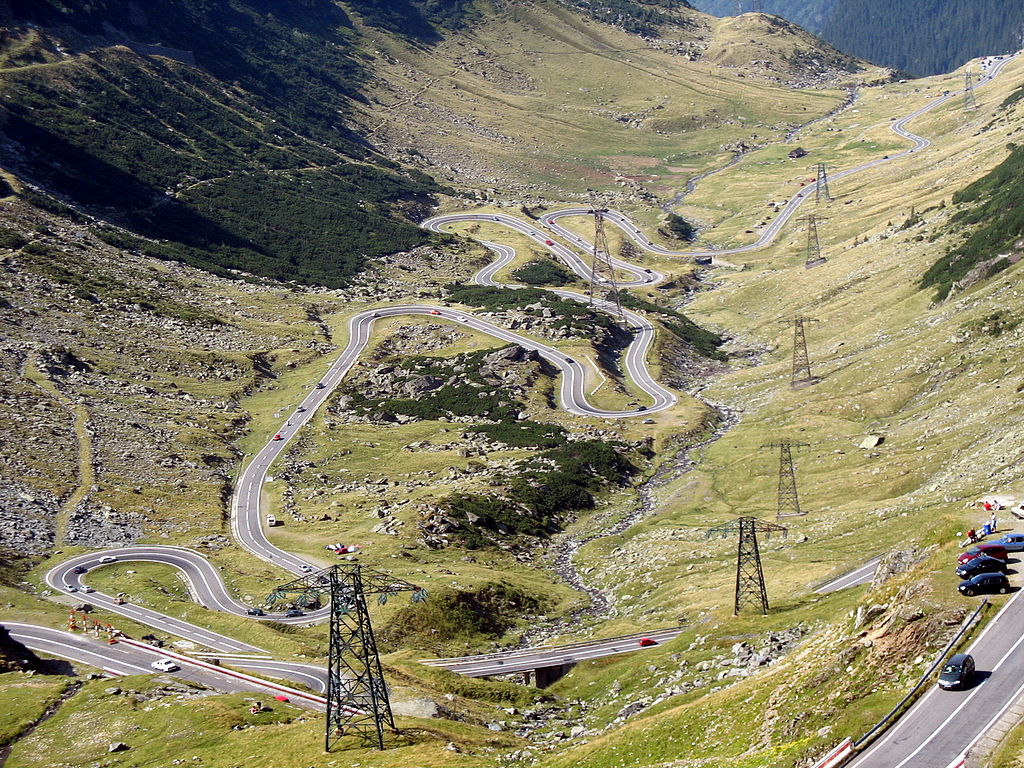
[
  {"x1": 955, "y1": 554, "x2": 1007, "y2": 580},
  {"x1": 958, "y1": 572, "x2": 1010, "y2": 596},
  {"x1": 285, "y1": 609, "x2": 304, "y2": 617},
  {"x1": 938, "y1": 653, "x2": 975, "y2": 690},
  {"x1": 245, "y1": 608, "x2": 265, "y2": 616},
  {"x1": 73, "y1": 566, "x2": 88, "y2": 575}
]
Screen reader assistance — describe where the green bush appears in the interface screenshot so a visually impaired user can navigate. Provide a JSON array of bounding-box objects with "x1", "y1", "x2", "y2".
[
  {"x1": 467, "y1": 420, "x2": 568, "y2": 448},
  {"x1": 512, "y1": 258, "x2": 573, "y2": 286},
  {"x1": 615, "y1": 292, "x2": 726, "y2": 360},
  {"x1": 921, "y1": 143, "x2": 1024, "y2": 300}
]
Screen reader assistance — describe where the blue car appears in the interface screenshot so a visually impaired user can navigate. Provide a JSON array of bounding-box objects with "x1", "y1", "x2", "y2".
[{"x1": 996, "y1": 533, "x2": 1024, "y2": 552}]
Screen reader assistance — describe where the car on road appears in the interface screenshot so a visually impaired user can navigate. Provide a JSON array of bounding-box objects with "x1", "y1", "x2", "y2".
[
  {"x1": 457, "y1": 315, "x2": 469, "y2": 323},
  {"x1": 73, "y1": 566, "x2": 88, "y2": 574},
  {"x1": 296, "y1": 406, "x2": 306, "y2": 413},
  {"x1": 65, "y1": 584, "x2": 77, "y2": 592},
  {"x1": 996, "y1": 533, "x2": 1024, "y2": 552},
  {"x1": 545, "y1": 239, "x2": 554, "y2": 246},
  {"x1": 493, "y1": 217, "x2": 499, "y2": 221},
  {"x1": 956, "y1": 554, "x2": 1007, "y2": 580},
  {"x1": 644, "y1": 268, "x2": 652, "y2": 273},
  {"x1": 298, "y1": 565, "x2": 314, "y2": 573},
  {"x1": 958, "y1": 544, "x2": 1008, "y2": 564},
  {"x1": 113, "y1": 596, "x2": 126, "y2": 605},
  {"x1": 315, "y1": 382, "x2": 325, "y2": 389},
  {"x1": 151, "y1": 658, "x2": 179, "y2": 672},
  {"x1": 637, "y1": 405, "x2": 647, "y2": 412},
  {"x1": 245, "y1": 608, "x2": 265, "y2": 616},
  {"x1": 958, "y1": 572, "x2": 1010, "y2": 596},
  {"x1": 82, "y1": 586, "x2": 94, "y2": 593},
  {"x1": 273, "y1": 433, "x2": 283, "y2": 441},
  {"x1": 430, "y1": 309, "x2": 441, "y2": 316},
  {"x1": 938, "y1": 653, "x2": 975, "y2": 690},
  {"x1": 371, "y1": 311, "x2": 380, "y2": 318},
  {"x1": 638, "y1": 637, "x2": 657, "y2": 647},
  {"x1": 99, "y1": 556, "x2": 117, "y2": 564},
  {"x1": 285, "y1": 609, "x2": 304, "y2": 618}
]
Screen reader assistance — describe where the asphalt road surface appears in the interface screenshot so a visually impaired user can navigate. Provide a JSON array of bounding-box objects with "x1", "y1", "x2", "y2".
[{"x1": 846, "y1": 588, "x2": 1024, "y2": 768}]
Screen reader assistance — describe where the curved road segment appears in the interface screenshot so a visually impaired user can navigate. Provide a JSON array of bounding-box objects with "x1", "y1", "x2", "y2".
[{"x1": 14, "y1": 51, "x2": 1019, "y2": 762}]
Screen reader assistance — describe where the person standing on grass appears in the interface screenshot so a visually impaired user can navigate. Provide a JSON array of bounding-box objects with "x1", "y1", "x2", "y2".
[{"x1": 991, "y1": 511, "x2": 998, "y2": 533}]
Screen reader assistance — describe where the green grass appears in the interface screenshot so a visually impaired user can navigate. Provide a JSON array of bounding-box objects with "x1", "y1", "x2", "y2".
[
  {"x1": 2, "y1": 674, "x2": 514, "y2": 768},
  {"x1": 0, "y1": 673, "x2": 70, "y2": 749}
]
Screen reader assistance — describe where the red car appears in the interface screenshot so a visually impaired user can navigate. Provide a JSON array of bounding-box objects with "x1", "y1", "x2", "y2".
[
  {"x1": 429, "y1": 310, "x2": 441, "y2": 316},
  {"x1": 638, "y1": 637, "x2": 657, "y2": 647},
  {"x1": 273, "y1": 434, "x2": 283, "y2": 441},
  {"x1": 545, "y1": 239, "x2": 554, "y2": 246},
  {"x1": 958, "y1": 543, "x2": 1008, "y2": 565}
]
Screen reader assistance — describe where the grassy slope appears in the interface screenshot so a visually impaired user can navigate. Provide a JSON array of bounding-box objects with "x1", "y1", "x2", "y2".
[
  {"x1": 359, "y1": 3, "x2": 876, "y2": 199},
  {"x1": 522, "y1": 54, "x2": 1024, "y2": 767}
]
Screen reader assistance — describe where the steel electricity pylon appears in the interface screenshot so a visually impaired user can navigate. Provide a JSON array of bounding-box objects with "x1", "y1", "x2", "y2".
[
  {"x1": 708, "y1": 517, "x2": 787, "y2": 614},
  {"x1": 785, "y1": 316, "x2": 820, "y2": 389},
  {"x1": 762, "y1": 439, "x2": 810, "y2": 518},
  {"x1": 266, "y1": 565, "x2": 427, "y2": 751},
  {"x1": 798, "y1": 213, "x2": 827, "y2": 268},
  {"x1": 963, "y1": 70, "x2": 978, "y2": 111},
  {"x1": 812, "y1": 162, "x2": 832, "y2": 203},
  {"x1": 588, "y1": 208, "x2": 624, "y2": 321}
]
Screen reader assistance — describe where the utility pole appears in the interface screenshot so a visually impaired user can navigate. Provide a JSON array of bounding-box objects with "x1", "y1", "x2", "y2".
[
  {"x1": 811, "y1": 162, "x2": 832, "y2": 204},
  {"x1": 963, "y1": 70, "x2": 978, "y2": 111},
  {"x1": 707, "y1": 517, "x2": 787, "y2": 615},
  {"x1": 588, "y1": 208, "x2": 624, "y2": 321},
  {"x1": 266, "y1": 565, "x2": 427, "y2": 751},
  {"x1": 798, "y1": 213, "x2": 827, "y2": 268},
  {"x1": 762, "y1": 439, "x2": 810, "y2": 518},
  {"x1": 785, "y1": 316, "x2": 820, "y2": 389}
]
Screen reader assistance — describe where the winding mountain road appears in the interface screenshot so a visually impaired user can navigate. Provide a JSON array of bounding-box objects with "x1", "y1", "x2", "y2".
[{"x1": 11, "y1": 52, "x2": 1020, "y2": 762}]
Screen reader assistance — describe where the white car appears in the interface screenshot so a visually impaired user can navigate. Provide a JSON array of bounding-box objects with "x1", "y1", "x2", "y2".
[
  {"x1": 83, "y1": 586, "x2": 95, "y2": 593},
  {"x1": 99, "y1": 555, "x2": 117, "y2": 564},
  {"x1": 457, "y1": 315, "x2": 469, "y2": 323},
  {"x1": 298, "y1": 564, "x2": 314, "y2": 573},
  {"x1": 151, "y1": 659, "x2": 179, "y2": 672},
  {"x1": 65, "y1": 584, "x2": 78, "y2": 592}
]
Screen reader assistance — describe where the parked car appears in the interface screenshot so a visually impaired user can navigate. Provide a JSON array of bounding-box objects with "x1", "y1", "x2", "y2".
[
  {"x1": 957, "y1": 544, "x2": 1008, "y2": 565},
  {"x1": 958, "y1": 572, "x2": 1010, "y2": 596},
  {"x1": 151, "y1": 658, "x2": 179, "y2": 672},
  {"x1": 938, "y1": 653, "x2": 975, "y2": 690},
  {"x1": 996, "y1": 533, "x2": 1024, "y2": 552},
  {"x1": 245, "y1": 607, "x2": 265, "y2": 616},
  {"x1": 955, "y1": 554, "x2": 1007, "y2": 580}
]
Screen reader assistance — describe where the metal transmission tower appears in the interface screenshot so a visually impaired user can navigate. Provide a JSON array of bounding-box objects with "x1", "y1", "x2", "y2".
[
  {"x1": 762, "y1": 439, "x2": 810, "y2": 518},
  {"x1": 266, "y1": 565, "x2": 427, "y2": 751},
  {"x1": 798, "y1": 213, "x2": 827, "y2": 268},
  {"x1": 812, "y1": 162, "x2": 832, "y2": 203},
  {"x1": 588, "y1": 208, "x2": 624, "y2": 321},
  {"x1": 963, "y1": 70, "x2": 978, "y2": 111},
  {"x1": 785, "y1": 316, "x2": 820, "y2": 389},
  {"x1": 707, "y1": 517, "x2": 787, "y2": 615}
]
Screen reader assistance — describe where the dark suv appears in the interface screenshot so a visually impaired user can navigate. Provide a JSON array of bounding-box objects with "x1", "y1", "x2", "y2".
[
  {"x1": 938, "y1": 653, "x2": 975, "y2": 690},
  {"x1": 958, "y1": 572, "x2": 1010, "y2": 596},
  {"x1": 955, "y1": 554, "x2": 1007, "y2": 580}
]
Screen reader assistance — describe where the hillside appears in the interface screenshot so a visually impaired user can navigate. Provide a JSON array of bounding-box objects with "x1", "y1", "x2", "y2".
[
  {"x1": 8, "y1": 3, "x2": 1024, "y2": 768},
  {"x1": 693, "y1": 0, "x2": 1024, "y2": 76}
]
